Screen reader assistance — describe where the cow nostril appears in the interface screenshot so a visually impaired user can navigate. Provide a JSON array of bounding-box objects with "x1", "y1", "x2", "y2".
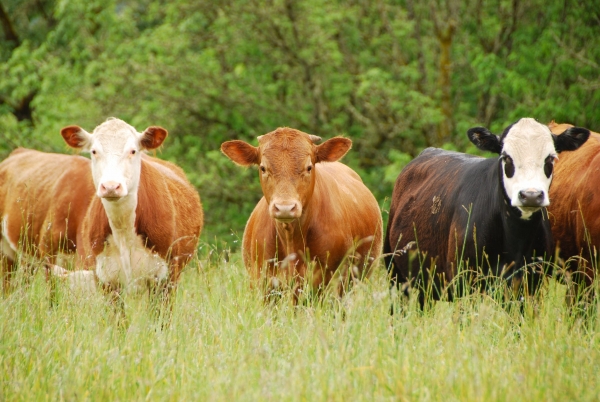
[{"x1": 518, "y1": 190, "x2": 544, "y2": 206}]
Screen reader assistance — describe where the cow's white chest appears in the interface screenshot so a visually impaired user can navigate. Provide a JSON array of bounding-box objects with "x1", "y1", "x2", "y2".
[{"x1": 95, "y1": 233, "x2": 169, "y2": 292}]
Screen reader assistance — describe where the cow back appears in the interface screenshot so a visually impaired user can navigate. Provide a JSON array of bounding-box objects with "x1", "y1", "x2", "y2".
[{"x1": 0, "y1": 148, "x2": 94, "y2": 259}]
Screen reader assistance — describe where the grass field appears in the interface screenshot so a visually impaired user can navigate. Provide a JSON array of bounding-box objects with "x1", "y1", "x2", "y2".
[{"x1": 1, "y1": 247, "x2": 599, "y2": 401}]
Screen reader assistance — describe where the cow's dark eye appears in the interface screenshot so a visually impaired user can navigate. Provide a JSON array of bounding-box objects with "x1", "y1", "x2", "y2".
[
  {"x1": 503, "y1": 155, "x2": 515, "y2": 178},
  {"x1": 307, "y1": 165, "x2": 312, "y2": 173},
  {"x1": 260, "y1": 166, "x2": 266, "y2": 173},
  {"x1": 130, "y1": 150, "x2": 136, "y2": 155},
  {"x1": 91, "y1": 150, "x2": 97, "y2": 155},
  {"x1": 544, "y1": 155, "x2": 555, "y2": 178}
]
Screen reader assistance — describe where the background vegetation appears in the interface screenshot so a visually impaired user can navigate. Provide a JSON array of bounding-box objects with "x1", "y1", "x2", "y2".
[
  {"x1": 2, "y1": 2, "x2": 600, "y2": 400},
  {"x1": 1, "y1": 0, "x2": 599, "y2": 242}
]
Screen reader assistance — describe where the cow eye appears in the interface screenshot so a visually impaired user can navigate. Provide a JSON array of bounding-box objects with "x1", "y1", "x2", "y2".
[
  {"x1": 130, "y1": 150, "x2": 136, "y2": 155},
  {"x1": 502, "y1": 155, "x2": 515, "y2": 178},
  {"x1": 260, "y1": 166, "x2": 266, "y2": 173},
  {"x1": 307, "y1": 165, "x2": 312, "y2": 173},
  {"x1": 91, "y1": 150, "x2": 97, "y2": 155},
  {"x1": 544, "y1": 155, "x2": 556, "y2": 178}
]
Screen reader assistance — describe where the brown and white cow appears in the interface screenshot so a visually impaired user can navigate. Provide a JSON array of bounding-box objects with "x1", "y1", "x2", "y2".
[
  {"x1": 0, "y1": 118, "x2": 203, "y2": 304},
  {"x1": 548, "y1": 121, "x2": 600, "y2": 301},
  {"x1": 221, "y1": 127, "x2": 382, "y2": 297}
]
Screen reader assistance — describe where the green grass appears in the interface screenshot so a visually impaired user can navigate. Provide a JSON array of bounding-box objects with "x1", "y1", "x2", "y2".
[{"x1": 1, "y1": 249, "x2": 599, "y2": 401}]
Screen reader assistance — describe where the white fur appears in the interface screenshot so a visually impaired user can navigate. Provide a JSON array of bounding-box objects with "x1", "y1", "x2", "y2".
[
  {"x1": 51, "y1": 265, "x2": 98, "y2": 295},
  {"x1": 501, "y1": 118, "x2": 557, "y2": 219},
  {"x1": 1, "y1": 216, "x2": 17, "y2": 261},
  {"x1": 78, "y1": 119, "x2": 168, "y2": 292},
  {"x1": 95, "y1": 234, "x2": 169, "y2": 293},
  {"x1": 77, "y1": 119, "x2": 145, "y2": 199}
]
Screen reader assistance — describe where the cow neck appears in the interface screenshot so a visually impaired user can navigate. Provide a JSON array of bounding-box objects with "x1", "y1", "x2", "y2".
[
  {"x1": 101, "y1": 192, "x2": 138, "y2": 249},
  {"x1": 496, "y1": 160, "x2": 545, "y2": 270},
  {"x1": 273, "y1": 196, "x2": 313, "y2": 258}
]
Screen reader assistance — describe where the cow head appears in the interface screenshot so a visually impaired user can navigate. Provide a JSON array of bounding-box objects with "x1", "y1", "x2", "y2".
[
  {"x1": 61, "y1": 118, "x2": 167, "y2": 201},
  {"x1": 221, "y1": 127, "x2": 351, "y2": 222},
  {"x1": 468, "y1": 117, "x2": 589, "y2": 218}
]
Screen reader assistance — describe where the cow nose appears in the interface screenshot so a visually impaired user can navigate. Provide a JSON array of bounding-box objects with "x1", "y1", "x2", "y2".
[
  {"x1": 273, "y1": 203, "x2": 300, "y2": 220},
  {"x1": 99, "y1": 181, "x2": 124, "y2": 198},
  {"x1": 518, "y1": 189, "x2": 544, "y2": 207}
]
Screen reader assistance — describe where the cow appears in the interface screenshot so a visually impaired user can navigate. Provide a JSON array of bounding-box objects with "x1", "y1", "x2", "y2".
[
  {"x1": 548, "y1": 121, "x2": 600, "y2": 304},
  {"x1": 0, "y1": 118, "x2": 203, "y2": 309},
  {"x1": 221, "y1": 127, "x2": 383, "y2": 299},
  {"x1": 0, "y1": 149, "x2": 95, "y2": 291},
  {"x1": 384, "y1": 118, "x2": 589, "y2": 308}
]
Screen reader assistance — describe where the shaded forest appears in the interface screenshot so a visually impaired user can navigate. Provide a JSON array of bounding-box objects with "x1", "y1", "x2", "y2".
[{"x1": 1, "y1": 0, "x2": 599, "y2": 243}]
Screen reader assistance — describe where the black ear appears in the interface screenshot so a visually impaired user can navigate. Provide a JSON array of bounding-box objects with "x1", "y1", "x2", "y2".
[
  {"x1": 467, "y1": 127, "x2": 502, "y2": 154},
  {"x1": 553, "y1": 127, "x2": 590, "y2": 153}
]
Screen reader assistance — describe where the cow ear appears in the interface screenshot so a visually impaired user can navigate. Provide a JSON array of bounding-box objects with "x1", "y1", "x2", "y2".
[
  {"x1": 61, "y1": 126, "x2": 92, "y2": 150},
  {"x1": 141, "y1": 126, "x2": 168, "y2": 150},
  {"x1": 315, "y1": 137, "x2": 352, "y2": 163},
  {"x1": 553, "y1": 127, "x2": 590, "y2": 153},
  {"x1": 221, "y1": 140, "x2": 260, "y2": 166},
  {"x1": 467, "y1": 127, "x2": 502, "y2": 154}
]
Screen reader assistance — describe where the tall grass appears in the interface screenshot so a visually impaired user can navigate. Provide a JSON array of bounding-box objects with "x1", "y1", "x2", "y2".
[{"x1": 1, "y1": 248, "x2": 599, "y2": 401}]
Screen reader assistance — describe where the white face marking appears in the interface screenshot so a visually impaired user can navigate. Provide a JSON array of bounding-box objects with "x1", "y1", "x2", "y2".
[
  {"x1": 85, "y1": 120, "x2": 144, "y2": 200},
  {"x1": 501, "y1": 118, "x2": 557, "y2": 219}
]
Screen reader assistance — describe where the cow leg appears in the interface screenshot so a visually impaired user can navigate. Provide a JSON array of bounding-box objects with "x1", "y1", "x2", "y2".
[
  {"x1": 149, "y1": 265, "x2": 182, "y2": 327},
  {"x1": 0, "y1": 254, "x2": 15, "y2": 295},
  {"x1": 566, "y1": 266, "x2": 596, "y2": 317},
  {"x1": 149, "y1": 278, "x2": 177, "y2": 327},
  {"x1": 100, "y1": 282, "x2": 128, "y2": 328},
  {"x1": 1, "y1": 231, "x2": 18, "y2": 294}
]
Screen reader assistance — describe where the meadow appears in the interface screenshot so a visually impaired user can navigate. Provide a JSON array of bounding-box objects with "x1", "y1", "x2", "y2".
[{"x1": 1, "y1": 245, "x2": 599, "y2": 401}]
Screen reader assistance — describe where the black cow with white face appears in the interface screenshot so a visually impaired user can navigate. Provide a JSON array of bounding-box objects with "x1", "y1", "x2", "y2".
[{"x1": 384, "y1": 118, "x2": 589, "y2": 306}]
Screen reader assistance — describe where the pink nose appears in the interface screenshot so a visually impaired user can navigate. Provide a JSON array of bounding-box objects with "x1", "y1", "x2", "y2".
[
  {"x1": 273, "y1": 202, "x2": 301, "y2": 220},
  {"x1": 99, "y1": 181, "x2": 124, "y2": 198}
]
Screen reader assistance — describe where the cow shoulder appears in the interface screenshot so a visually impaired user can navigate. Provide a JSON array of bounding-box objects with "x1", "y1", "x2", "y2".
[
  {"x1": 242, "y1": 197, "x2": 276, "y2": 272},
  {"x1": 83, "y1": 197, "x2": 111, "y2": 258},
  {"x1": 135, "y1": 156, "x2": 202, "y2": 259}
]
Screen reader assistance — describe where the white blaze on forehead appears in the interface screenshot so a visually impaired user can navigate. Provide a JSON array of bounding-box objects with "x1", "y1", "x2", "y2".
[
  {"x1": 501, "y1": 118, "x2": 557, "y2": 216},
  {"x1": 91, "y1": 119, "x2": 140, "y2": 152},
  {"x1": 89, "y1": 119, "x2": 144, "y2": 198}
]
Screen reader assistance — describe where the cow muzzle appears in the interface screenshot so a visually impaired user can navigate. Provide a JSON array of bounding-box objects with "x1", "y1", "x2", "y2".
[
  {"x1": 270, "y1": 201, "x2": 302, "y2": 222},
  {"x1": 98, "y1": 181, "x2": 127, "y2": 199},
  {"x1": 517, "y1": 189, "x2": 545, "y2": 207}
]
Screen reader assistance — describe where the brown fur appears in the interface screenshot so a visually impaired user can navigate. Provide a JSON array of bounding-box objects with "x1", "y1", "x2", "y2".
[
  {"x1": 548, "y1": 121, "x2": 600, "y2": 287},
  {"x1": 80, "y1": 154, "x2": 203, "y2": 283},
  {"x1": 0, "y1": 149, "x2": 95, "y2": 289},
  {"x1": 222, "y1": 127, "x2": 383, "y2": 296},
  {"x1": 0, "y1": 148, "x2": 202, "y2": 290}
]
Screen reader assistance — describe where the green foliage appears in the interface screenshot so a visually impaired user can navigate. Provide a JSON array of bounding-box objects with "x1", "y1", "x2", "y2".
[{"x1": 1, "y1": 0, "x2": 598, "y2": 242}]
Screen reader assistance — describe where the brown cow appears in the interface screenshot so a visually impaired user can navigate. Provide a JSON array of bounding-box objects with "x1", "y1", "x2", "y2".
[
  {"x1": 0, "y1": 118, "x2": 203, "y2": 306},
  {"x1": 0, "y1": 149, "x2": 95, "y2": 290},
  {"x1": 221, "y1": 127, "x2": 382, "y2": 298},
  {"x1": 548, "y1": 121, "x2": 600, "y2": 302}
]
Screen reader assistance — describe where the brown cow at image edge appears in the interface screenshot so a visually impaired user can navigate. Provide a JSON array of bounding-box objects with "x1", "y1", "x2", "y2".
[{"x1": 548, "y1": 120, "x2": 600, "y2": 303}]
